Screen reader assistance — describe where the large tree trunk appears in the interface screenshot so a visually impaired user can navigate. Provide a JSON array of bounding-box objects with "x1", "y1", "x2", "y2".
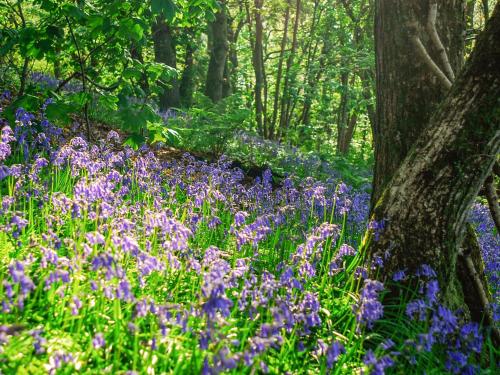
[
  {"x1": 205, "y1": 2, "x2": 229, "y2": 102},
  {"x1": 152, "y1": 18, "x2": 180, "y2": 110},
  {"x1": 371, "y1": 0, "x2": 466, "y2": 210},
  {"x1": 368, "y1": 4, "x2": 500, "y2": 313}
]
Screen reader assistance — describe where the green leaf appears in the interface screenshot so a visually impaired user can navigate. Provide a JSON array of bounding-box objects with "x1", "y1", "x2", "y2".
[
  {"x1": 0, "y1": 29, "x2": 18, "y2": 56},
  {"x1": 4, "y1": 95, "x2": 40, "y2": 124},
  {"x1": 146, "y1": 62, "x2": 166, "y2": 81},
  {"x1": 118, "y1": 20, "x2": 144, "y2": 42},
  {"x1": 45, "y1": 102, "x2": 73, "y2": 125},
  {"x1": 98, "y1": 94, "x2": 119, "y2": 112},
  {"x1": 45, "y1": 25, "x2": 63, "y2": 39},
  {"x1": 118, "y1": 103, "x2": 159, "y2": 133},
  {"x1": 88, "y1": 15, "x2": 105, "y2": 35},
  {"x1": 39, "y1": 0, "x2": 58, "y2": 11},
  {"x1": 123, "y1": 67, "x2": 143, "y2": 80},
  {"x1": 68, "y1": 92, "x2": 92, "y2": 108},
  {"x1": 151, "y1": 0, "x2": 177, "y2": 22},
  {"x1": 62, "y1": 4, "x2": 87, "y2": 21},
  {"x1": 124, "y1": 133, "x2": 146, "y2": 150},
  {"x1": 147, "y1": 121, "x2": 180, "y2": 145}
]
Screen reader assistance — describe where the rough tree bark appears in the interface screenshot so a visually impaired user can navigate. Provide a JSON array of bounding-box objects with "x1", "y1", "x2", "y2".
[
  {"x1": 371, "y1": 0, "x2": 466, "y2": 210},
  {"x1": 205, "y1": 1, "x2": 229, "y2": 102},
  {"x1": 152, "y1": 18, "x2": 180, "y2": 110},
  {"x1": 368, "y1": 3, "x2": 500, "y2": 317}
]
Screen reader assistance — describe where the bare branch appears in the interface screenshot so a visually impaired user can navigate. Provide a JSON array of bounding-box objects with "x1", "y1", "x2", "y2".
[
  {"x1": 411, "y1": 34, "x2": 452, "y2": 90},
  {"x1": 427, "y1": 2, "x2": 455, "y2": 81},
  {"x1": 55, "y1": 71, "x2": 80, "y2": 92}
]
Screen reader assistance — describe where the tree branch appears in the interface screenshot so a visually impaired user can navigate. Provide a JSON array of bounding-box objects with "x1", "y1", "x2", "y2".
[
  {"x1": 410, "y1": 34, "x2": 452, "y2": 90},
  {"x1": 427, "y1": 2, "x2": 455, "y2": 81},
  {"x1": 85, "y1": 75, "x2": 122, "y2": 92},
  {"x1": 55, "y1": 71, "x2": 81, "y2": 92}
]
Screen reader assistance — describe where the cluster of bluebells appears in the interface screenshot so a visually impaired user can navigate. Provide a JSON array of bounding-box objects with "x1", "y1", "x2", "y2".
[
  {"x1": 30, "y1": 71, "x2": 83, "y2": 93},
  {"x1": 358, "y1": 265, "x2": 491, "y2": 375},
  {"x1": 231, "y1": 130, "x2": 372, "y2": 186},
  {"x1": 468, "y1": 203, "x2": 500, "y2": 308},
  {"x1": 0, "y1": 96, "x2": 497, "y2": 374}
]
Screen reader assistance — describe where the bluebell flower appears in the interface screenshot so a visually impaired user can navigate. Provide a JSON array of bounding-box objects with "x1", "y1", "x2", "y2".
[
  {"x1": 355, "y1": 279, "x2": 384, "y2": 330},
  {"x1": 363, "y1": 349, "x2": 395, "y2": 375},
  {"x1": 326, "y1": 341, "x2": 345, "y2": 368},
  {"x1": 392, "y1": 269, "x2": 406, "y2": 282},
  {"x1": 92, "y1": 333, "x2": 105, "y2": 349},
  {"x1": 445, "y1": 350, "x2": 468, "y2": 374}
]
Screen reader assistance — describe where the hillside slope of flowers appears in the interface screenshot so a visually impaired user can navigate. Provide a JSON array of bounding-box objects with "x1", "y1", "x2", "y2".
[{"x1": 0, "y1": 94, "x2": 498, "y2": 374}]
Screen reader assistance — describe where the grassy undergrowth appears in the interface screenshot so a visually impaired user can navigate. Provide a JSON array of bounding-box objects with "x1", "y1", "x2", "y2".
[{"x1": 0, "y1": 98, "x2": 498, "y2": 374}]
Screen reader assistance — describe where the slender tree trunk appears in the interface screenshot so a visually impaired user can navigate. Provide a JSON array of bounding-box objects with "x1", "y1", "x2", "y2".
[
  {"x1": 205, "y1": 2, "x2": 229, "y2": 102},
  {"x1": 298, "y1": 0, "x2": 322, "y2": 129},
  {"x1": 249, "y1": 0, "x2": 265, "y2": 136},
  {"x1": 359, "y1": 69, "x2": 375, "y2": 137},
  {"x1": 337, "y1": 113, "x2": 358, "y2": 155},
  {"x1": 222, "y1": 16, "x2": 236, "y2": 98},
  {"x1": 130, "y1": 42, "x2": 149, "y2": 95},
  {"x1": 368, "y1": 2, "x2": 500, "y2": 319},
  {"x1": 17, "y1": 2, "x2": 29, "y2": 98},
  {"x1": 371, "y1": 0, "x2": 466, "y2": 210},
  {"x1": 300, "y1": 31, "x2": 330, "y2": 128},
  {"x1": 336, "y1": 71, "x2": 350, "y2": 153},
  {"x1": 228, "y1": 13, "x2": 245, "y2": 94},
  {"x1": 481, "y1": 0, "x2": 489, "y2": 19},
  {"x1": 466, "y1": 0, "x2": 475, "y2": 29},
  {"x1": 278, "y1": 0, "x2": 301, "y2": 139},
  {"x1": 180, "y1": 35, "x2": 196, "y2": 107},
  {"x1": 269, "y1": 0, "x2": 291, "y2": 139},
  {"x1": 53, "y1": 46, "x2": 62, "y2": 79},
  {"x1": 152, "y1": 18, "x2": 180, "y2": 110}
]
